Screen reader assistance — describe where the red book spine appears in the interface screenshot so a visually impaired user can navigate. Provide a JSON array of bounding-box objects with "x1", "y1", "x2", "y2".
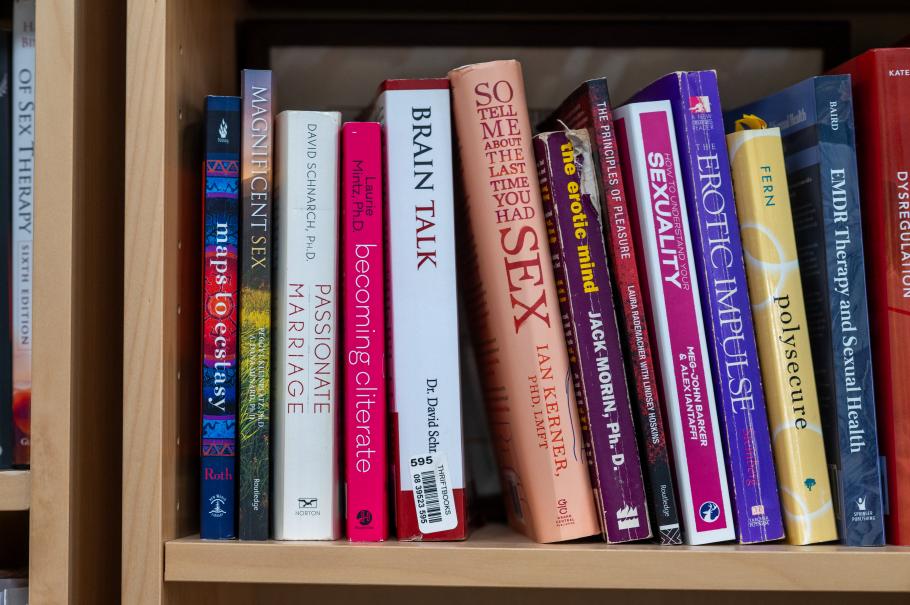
[{"x1": 831, "y1": 49, "x2": 910, "y2": 544}]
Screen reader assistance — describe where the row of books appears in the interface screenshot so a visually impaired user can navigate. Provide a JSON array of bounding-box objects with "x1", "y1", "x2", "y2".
[
  {"x1": 200, "y1": 47, "x2": 910, "y2": 547},
  {"x1": 0, "y1": 0, "x2": 34, "y2": 470}
]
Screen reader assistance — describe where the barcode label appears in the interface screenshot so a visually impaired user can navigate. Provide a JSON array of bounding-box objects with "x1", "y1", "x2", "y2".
[{"x1": 409, "y1": 453, "x2": 458, "y2": 534}]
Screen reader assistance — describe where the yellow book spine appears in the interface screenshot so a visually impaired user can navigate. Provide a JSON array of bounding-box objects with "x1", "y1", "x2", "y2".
[{"x1": 726, "y1": 128, "x2": 837, "y2": 545}]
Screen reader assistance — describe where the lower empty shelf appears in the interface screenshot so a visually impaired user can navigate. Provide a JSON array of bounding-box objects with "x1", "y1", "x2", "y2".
[
  {"x1": 0, "y1": 470, "x2": 29, "y2": 511},
  {"x1": 164, "y1": 523, "x2": 910, "y2": 591}
]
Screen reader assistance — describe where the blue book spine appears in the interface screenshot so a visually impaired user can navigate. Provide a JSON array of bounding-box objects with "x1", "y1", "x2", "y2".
[
  {"x1": 729, "y1": 76, "x2": 885, "y2": 545},
  {"x1": 201, "y1": 95, "x2": 241, "y2": 539},
  {"x1": 812, "y1": 77, "x2": 885, "y2": 545},
  {"x1": 632, "y1": 72, "x2": 784, "y2": 543}
]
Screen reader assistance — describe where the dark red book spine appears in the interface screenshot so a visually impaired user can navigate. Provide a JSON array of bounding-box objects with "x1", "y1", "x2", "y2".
[
  {"x1": 543, "y1": 80, "x2": 681, "y2": 544},
  {"x1": 831, "y1": 49, "x2": 910, "y2": 544}
]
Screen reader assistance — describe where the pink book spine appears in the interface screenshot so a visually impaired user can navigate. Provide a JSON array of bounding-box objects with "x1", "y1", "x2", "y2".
[
  {"x1": 342, "y1": 122, "x2": 388, "y2": 541},
  {"x1": 614, "y1": 101, "x2": 733, "y2": 544}
]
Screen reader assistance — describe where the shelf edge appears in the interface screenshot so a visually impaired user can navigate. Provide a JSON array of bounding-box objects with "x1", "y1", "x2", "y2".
[{"x1": 164, "y1": 530, "x2": 910, "y2": 591}]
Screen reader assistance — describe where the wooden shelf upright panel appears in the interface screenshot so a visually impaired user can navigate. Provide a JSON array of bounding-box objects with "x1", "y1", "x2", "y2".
[
  {"x1": 30, "y1": 0, "x2": 126, "y2": 604},
  {"x1": 123, "y1": 1, "x2": 240, "y2": 604}
]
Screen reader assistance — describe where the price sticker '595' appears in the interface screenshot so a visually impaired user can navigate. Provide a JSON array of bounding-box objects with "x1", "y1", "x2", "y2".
[{"x1": 409, "y1": 453, "x2": 458, "y2": 534}]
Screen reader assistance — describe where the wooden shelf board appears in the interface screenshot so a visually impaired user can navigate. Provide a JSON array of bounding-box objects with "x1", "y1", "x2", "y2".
[
  {"x1": 0, "y1": 470, "x2": 30, "y2": 511},
  {"x1": 165, "y1": 523, "x2": 910, "y2": 591}
]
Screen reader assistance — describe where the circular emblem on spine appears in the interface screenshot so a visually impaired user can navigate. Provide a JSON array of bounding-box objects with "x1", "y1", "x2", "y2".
[
  {"x1": 699, "y1": 501, "x2": 721, "y2": 523},
  {"x1": 357, "y1": 509, "x2": 373, "y2": 526}
]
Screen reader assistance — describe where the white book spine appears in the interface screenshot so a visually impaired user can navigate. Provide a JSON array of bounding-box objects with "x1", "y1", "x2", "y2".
[
  {"x1": 614, "y1": 101, "x2": 734, "y2": 545},
  {"x1": 272, "y1": 111, "x2": 341, "y2": 540},
  {"x1": 12, "y1": 0, "x2": 35, "y2": 449},
  {"x1": 374, "y1": 86, "x2": 465, "y2": 536}
]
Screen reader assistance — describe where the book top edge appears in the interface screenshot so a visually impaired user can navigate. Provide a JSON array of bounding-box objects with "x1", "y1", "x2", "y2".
[
  {"x1": 447, "y1": 59, "x2": 520, "y2": 77},
  {"x1": 379, "y1": 78, "x2": 450, "y2": 92},
  {"x1": 276, "y1": 110, "x2": 341, "y2": 120}
]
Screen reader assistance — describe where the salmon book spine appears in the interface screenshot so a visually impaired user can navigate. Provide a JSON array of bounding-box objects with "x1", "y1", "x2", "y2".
[
  {"x1": 238, "y1": 69, "x2": 272, "y2": 540},
  {"x1": 272, "y1": 111, "x2": 342, "y2": 540},
  {"x1": 449, "y1": 59, "x2": 599, "y2": 543},
  {"x1": 200, "y1": 96, "x2": 241, "y2": 540},
  {"x1": 371, "y1": 79, "x2": 467, "y2": 541},
  {"x1": 615, "y1": 100, "x2": 735, "y2": 545},
  {"x1": 342, "y1": 122, "x2": 389, "y2": 542},
  {"x1": 535, "y1": 128, "x2": 651, "y2": 543},
  {"x1": 543, "y1": 80, "x2": 681, "y2": 544}
]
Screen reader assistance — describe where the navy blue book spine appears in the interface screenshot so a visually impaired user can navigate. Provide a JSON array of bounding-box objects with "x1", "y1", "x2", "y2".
[
  {"x1": 729, "y1": 76, "x2": 885, "y2": 545},
  {"x1": 201, "y1": 95, "x2": 241, "y2": 539},
  {"x1": 0, "y1": 30, "x2": 13, "y2": 469}
]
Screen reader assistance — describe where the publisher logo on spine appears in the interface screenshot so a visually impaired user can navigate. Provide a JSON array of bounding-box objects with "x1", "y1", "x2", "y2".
[
  {"x1": 218, "y1": 118, "x2": 229, "y2": 144},
  {"x1": 699, "y1": 501, "x2": 721, "y2": 523},
  {"x1": 208, "y1": 494, "x2": 228, "y2": 518},
  {"x1": 689, "y1": 96, "x2": 711, "y2": 113},
  {"x1": 296, "y1": 497, "x2": 321, "y2": 517},
  {"x1": 357, "y1": 509, "x2": 373, "y2": 526},
  {"x1": 851, "y1": 495, "x2": 877, "y2": 523},
  {"x1": 616, "y1": 505, "x2": 641, "y2": 530}
]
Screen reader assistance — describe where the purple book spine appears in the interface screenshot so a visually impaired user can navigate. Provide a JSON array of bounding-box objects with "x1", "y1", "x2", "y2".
[
  {"x1": 631, "y1": 72, "x2": 784, "y2": 543},
  {"x1": 535, "y1": 130, "x2": 651, "y2": 543}
]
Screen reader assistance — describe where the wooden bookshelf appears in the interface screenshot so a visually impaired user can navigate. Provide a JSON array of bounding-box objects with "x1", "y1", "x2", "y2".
[
  {"x1": 123, "y1": 2, "x2": 910, "y2": 604},
  {"x1": 0, "y1": 471, "x2": 29, "y2": 511},
  {"x1": 164, "y1": 523, "x2": 910, "y2": 591},
  {"x1": 27, "y1": 0, "x2": 125, "y2": 603}
]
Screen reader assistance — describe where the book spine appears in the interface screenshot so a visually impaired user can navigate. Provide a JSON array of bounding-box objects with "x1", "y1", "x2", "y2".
[
  {"x1": 272, "y1": 111, "x2": 341, "y2": 540},
  {"x1": 375, "y1": 86, "x2": 466, "y2": 541},
  {"x1": 0, "y1": 30, "x2": 13, "y2": 469},
  {"x1": 200, "y1": 96, "x2": 241, "y2": 540},
  {"x1": 342, "y1": 122, "x2": 388, "y2": 542},
  {"x1": 832, "y1": 51, "x2": 910, "y2": 543},
  {"x1": 11, "y1": 0, "x2": 34, "y2": 467},
  {"x1": 727, "y1": 127, "x2": 837, "y2": 545},
  {"x1": 615, "y1": 101, "x2": 734, "y2": 545},
  {"x1": 536, "y1": 129, "x2": 651, "y2": 543},
  {"x1": 858, "y1": 51, "x2": 910, "y2": 545},
  {"x1": 549, "y1": 81, "x2": 681, "y2": 544},
  {"x1": 672, "y1": 73, "x2": 783, "y2": 543},
  {"x1": 449, "y1": 60, "x2": 599, "y2": 543},
  {"x1": 812, "y1": 77, "x2": 885, "y2": 545},
  {"x1": 238, "y1": 69, "x2": 272, "y2": 540}
]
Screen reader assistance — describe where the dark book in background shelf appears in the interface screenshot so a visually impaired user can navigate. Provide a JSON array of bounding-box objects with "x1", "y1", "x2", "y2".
[
  {"x1": 11, "y1": 0, "x2": 33, "y2": 468},
  {"x1": 238, "y1": 69, "x2": 272, "y2": 541},
  {"x1": 0, "y1": 29, "x2": 12, "y2": 470},
  {"x1": 632, "y1": 71, "x2": 783, "y2": 544},
  {"x1": 200, "y1": 95, "x2": 241, "y2": 540},
  {"x1": 729, "y1": 75, "x2": 885, "y2": 546},
  {"x1": 535, "y1": 128, "x2": 652, "y2": 543},
  {"x1": 542, "y1": 79, "x2": 682, "y2": 544}
]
